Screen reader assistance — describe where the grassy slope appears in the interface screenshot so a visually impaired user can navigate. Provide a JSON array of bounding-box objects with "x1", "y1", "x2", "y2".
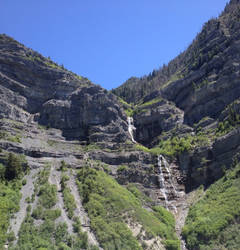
[
  {"x1": 0, "y1": 153, "x2": 28, "y2": 249},
  {"x1": 0, "y1": 181, "x2": 21, "y2": 248},
  {"x1": 182, "y1": 164, "x2": 240, "y2": 250},
  {"x1": 10, "y1": 167, "x2": 91, "y2": 250},
  {"x1": 76, "y1": 166, "x2": 180, "y2": 250}
]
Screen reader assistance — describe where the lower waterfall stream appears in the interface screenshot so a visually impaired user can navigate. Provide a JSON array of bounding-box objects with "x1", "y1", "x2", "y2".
[
  {"x1": 127, "y1": 117, "x2": 136, "y2": 143},
  {"x1": 157, "y1": 155, "x2": 178, "y2": 213},
  {"x1": 126, "y1": 117, "x2": 187, "y2": 249}
]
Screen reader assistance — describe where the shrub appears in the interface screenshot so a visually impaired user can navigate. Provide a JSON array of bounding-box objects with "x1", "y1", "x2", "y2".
[
  {"x1": 0, "y1": 163, "x2": 5, "y2": 180},
  {"x1": 182, "y1": 164, "x2": 240, "y2": 249},
  {"x1": 76, "y1": 166, "x2": 179, "y2": 249},
  {"x1": 117, "y1": 165, "x2": 129, "y2": 173},
  {"x1": 62, "y1": 187, "x2": 76, "y2": 219},
  {"x1": 61, "y1": 174, "x2": 77, "y2": 219},
  {"x1": 38, "y1": 183, "x2": 57, "y2": 209},
  {"x1": 0, "y1": 181, "x2": 21, "y2": 248},
  {"x1": 44, "y1": 209, "x2": 61, "y2": 220},
  {"x1": 22, "y1": 178, "x2": 27, "y2": 185},
  {"x1": 32, "y1": 206, "x2": 44, "y2": 219},
  {"x1": 164, "y1": 240, "x2": 181, "y2": 250},
  {"x1": 7, "y1": 231, "x2": 16, "y2": 242},
  {"x1": 60, "y1": 160, "x2": 68, "y2": 171},
  {"x1": 149, "y1": 134, "x2": 210, "y2": 157},
  {"x1": 5, "y1": 153, "x2": 28, "y2": 180}
]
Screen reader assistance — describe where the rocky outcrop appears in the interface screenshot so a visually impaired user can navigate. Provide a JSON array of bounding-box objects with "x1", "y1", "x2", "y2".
[
  {"x1": 38, "y1": 85, "x2": 128, "y2": 143},
  {"x1": 0, "y1": 34, "x2": 129, "y2": 144},
  {"x1": 2, "y1": 2, "x2": 240, "y2": 249},
  {"x1": 178, "y1": 127, "x2": 240, "y2": 190},
  {"x1": 113, "y1": 0, "x2": 240, "y2": 127},
  {"x1": 133, "y1": 98, "x2": 184, "y2": 146},
  {"x1": 110, "y1": 0, "x2": 240, "y2": 192}
]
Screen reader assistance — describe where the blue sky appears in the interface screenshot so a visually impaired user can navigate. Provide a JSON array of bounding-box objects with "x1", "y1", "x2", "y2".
[{"x1": 1, "y1": 0, "x2": 229, "y2": 89}]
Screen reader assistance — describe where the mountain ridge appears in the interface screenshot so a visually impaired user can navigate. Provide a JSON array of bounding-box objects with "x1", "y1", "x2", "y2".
[
  {"x1": 0, "y1": 1, "x2": 240, "y2": 249},
  {"x1": 112, "y1": 0, "x2": 240, "y2": 106}
]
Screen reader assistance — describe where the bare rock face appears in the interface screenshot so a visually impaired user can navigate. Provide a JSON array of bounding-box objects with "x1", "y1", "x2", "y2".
[
  {"x1": 114, "y1": 1, "x2": 240, "y2": 127},
  {"x1": 1, "y1": 0, "x2": 240, "y2": 197},
  {"x1": 38, "y1": 85, "x2": 128, "y2": 143},
  {"x1": 0, "y1": 34, "x2": 129, "y2": 144},
  {"x1": 160, "y1": 8, "x2": 240, "y2": 125},
  {"x1": 133, "y1": 98, "x2": 184, "y2": 146},
  {"x1": 112, "y1": 1, "x2": 240, "y2": 190}
]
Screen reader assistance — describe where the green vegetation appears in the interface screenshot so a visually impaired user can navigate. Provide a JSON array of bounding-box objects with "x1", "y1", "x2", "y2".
[
  {"x1": 135, "y1": 144, "x2": 151, "y2": 153},
  {"x1": 216, "y1": 104, "x2": 240, "y2": 136},
  {"x1": 135, "y1": 131, "x2": 211, "y2": 158},
  {"x1": 37, "y1": 124, "x2": 48, "y2": 130},
  {"x1": 125, "y1": 108, "x2": 134, "y2": 117},
  {"x1": 76, "y1": 166, "x2": 179, "y2": 250},
  {"x1": 45, "y1": 61, "x2": 63, "y2": 70},
  {"x1": 38, "y1": 182, "x2": 57, "y2": 208},
  {"x1": 192, "y1": 79, "x2": 209, "y2": 91},
  {"x1": 26, "y1": 55, "x2": 43, "y2": 63},
  {"x1": 26, "y1": 54, "x2": 64, "y2": 71},
  {"x1": 61, "y1": 174, "x2": 77, "y2": 218},
  {"x1": 9, "y1": 164, "x2": 95, "y2": 250},
  {"x1": 3, "y1": 153, "x2": 28, "y2": 180},
  {"x1": 136, "y1": 133, "x2": 210, "y2": 158},
  {"x1": 126, "y1": 183, "x2": 152, "y2": 205},
  {"x1": 137, "y1": 97, "x2": 163, "y2": 108},
  {"x1": 182, "y1": 164, "x2": 240, "y2": 249},
  {"x1": 118, "y1": 97, "x2": 134, "y2": 117},
  {"x1": 0, "y1": 130, "x2": 21, "y2": 143},
  {"x1": 0, "y1": 153, "x2": 28, "y2": 249},
  {"x1": 60, "y1": 160, "x2": 68, "y2": 171},
  {"x1": 162, "y1": 72, "x2": 183, "y2": 89},
  {"x1": 32, "y1": 206, "x2": 61, "y2": 220},
  {"x1": 116, "y1": 165, "x2": 129, "y2": 173},
  {"x1": 35, "y1": 165, "x2": 50, "y2": 185},
  {"x1": 151, "y1": 136, "x2": 193, "y2": 157},
  {"x1": 150, "y1": 134, "x2": 211, "y2": 158},
  {"x1": 7, "y1": 134, "x2": 22, "y2": 143},
  {"x1": 12, "y1": 214, "x2": 90, "y2": 250},
  {"x1": 47, "y1": 139, "x2": 57, "y2": 146},
  {"x1": 118, "y1": 97, "x2": 131, "y2": 107},
  {"x1": 84, "y1": 143, "x2": 101, "y2": 152},
  {"x1": 0, "y1": 181, "x2": 21, "y2": 248}
]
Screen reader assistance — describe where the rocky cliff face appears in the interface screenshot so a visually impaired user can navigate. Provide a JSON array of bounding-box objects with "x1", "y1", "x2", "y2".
[
  {"x1": 113, "y1": 0, "x2": 240, "y2": 120},
  {"x1": 1, "y1": 1, "x2": 240, "y2": 249},
  {"x1": 113, "y1": 0, "x2": 240, "y2": 127},
  {"x1": 0, "y1": 34, "x2": 188, "y2": 250},
  {"x1": 113, "y1": 0, "x2": 240, "y2": 190},
  {"x1": 0, "y1": 34, "x2": 129, "y2": 145}
]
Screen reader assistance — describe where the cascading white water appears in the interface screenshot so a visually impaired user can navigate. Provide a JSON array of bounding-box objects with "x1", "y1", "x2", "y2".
[
  {"x1": 158, "y1": 155, "x2": 177, "y2": 213},
  {"x1": 127, "y1": 117, "x2": 136, "y2": 143},
  {"x1": 162, "y1": 157, "x2": 177, "y2": 195},
  {"x1": 158, "y1": 155, "x2": 169, "y2": 209}
]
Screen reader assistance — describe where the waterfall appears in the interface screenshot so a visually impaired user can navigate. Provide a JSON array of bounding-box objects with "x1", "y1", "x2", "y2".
[
  {"x1": 127, "y1": 117, "x2": 136, "y2": 143},
  {"x1": 158, "y1": 155, "x2": 169, "y2": 209},
  {"x1": 162, "y1": 157, "x2": 177, "y2": 195},
  {"x1": 158, "y1": 155, "x2": 177, "y2": 213}
]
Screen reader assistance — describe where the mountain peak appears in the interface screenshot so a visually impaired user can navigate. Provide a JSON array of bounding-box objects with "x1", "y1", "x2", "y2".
[{"x1": 224, "y1": 0, "x2": 240, "y2": 12}]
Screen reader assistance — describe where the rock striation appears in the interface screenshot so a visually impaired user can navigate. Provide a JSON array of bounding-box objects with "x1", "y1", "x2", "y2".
[
  {"x1": 113, "y1": 0, "x2": 240, "y2": 190},
  {"x1": 1, "y1": 1, "x2": 240, "y2": 249},
  {"x1": 0, "y1": 34, "x2": 129, "y2": 144}
]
